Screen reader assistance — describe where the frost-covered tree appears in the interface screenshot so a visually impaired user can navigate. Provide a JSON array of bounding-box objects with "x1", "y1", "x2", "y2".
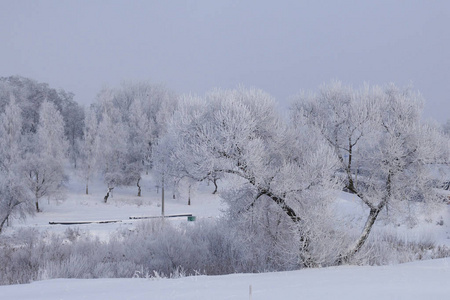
[
  {"x1": 118, "y1": 82, "x2": 177, "y2": 174},
  {"x1": 127, "y1": 96, "x2": 152, "y2": 196},
  {"x1": 94, "y1": 82, "x2": 177, "y2": 197},
  {"x1": 23, "y1": 101, "x2": 68, "y2": 212},
  {"x1": 292, "y1": 82, "x2": 449, "y2": 263},
  {"x1": 95, "y1": 95, "x2": 128, "y2": 202},
  {"x1": 156, "y1": 88, "x2": 339, "y2": 267},
  {"x1": 0, "y1": 76, "x2": 84, "y2": 142},
  {"x1": 80, "y1": 107, "x2": 98, "y2": 195},
  {"x1": 63, "y1": 100, "x2": 85, "y2": 168},
  {"x1": 0, "y1": 97, "x2": 22, "y2": 172},
  {"x1": 0, "y1": 97, "x2": 33, "y2": 232}
]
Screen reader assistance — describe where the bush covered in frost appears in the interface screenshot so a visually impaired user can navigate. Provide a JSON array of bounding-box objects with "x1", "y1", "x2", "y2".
[{"x1": 1, "y1": 219, "x2": 449, "y2": 286}]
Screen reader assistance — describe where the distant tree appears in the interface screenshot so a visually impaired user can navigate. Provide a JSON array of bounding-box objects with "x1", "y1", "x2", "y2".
[
  {"x1": 115, "y1": 82, "x2": 177, "y2": 173},
  {"x1": 23, "y1": 101, "x2": 68, "y2": 212},
  {"x1": 152, "y1": 129, "x2": 180, "y2": 206},
  {"x1": 95, "y1": 94, "x2": 128, "y2": 203},
  {"x1": 0, "y1": 97, "x2": 33, "y2": 232},
  {"x1": 0, "y1": 96, "x2": 22, "y2": 171},
  {"x1": 80, "y1": 107, "x2": 98, "y2": 195},
  {"x1": 127, "y1": 96, "x2": 151, "y2": 196},
  {"x1": 63, "y1": 99, "x2": 85, "y2": 168},
  {"x1": 292, "y1": 82, "x2": 449, "y2": 263},
  {"x1": 0, "y1": 76, "x2": 84, "y2": 147}
]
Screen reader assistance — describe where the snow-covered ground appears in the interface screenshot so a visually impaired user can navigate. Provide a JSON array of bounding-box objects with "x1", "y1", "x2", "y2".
[
  {"x1": 1, "y1": 258, "x2": 449, "y2": 300},
  {"x1": 5, "y1": 173, "x2": 225, "y2": 240}
]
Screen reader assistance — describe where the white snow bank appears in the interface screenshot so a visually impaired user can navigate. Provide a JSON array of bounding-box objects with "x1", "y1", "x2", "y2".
[{"x1": 1, "y1": 258, "x2": 449, "y2": 300}]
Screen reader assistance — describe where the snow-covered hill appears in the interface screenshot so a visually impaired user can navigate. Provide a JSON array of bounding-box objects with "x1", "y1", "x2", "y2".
[{"x1": 1, "y1": 258, "x2": 449, "y2": 300}]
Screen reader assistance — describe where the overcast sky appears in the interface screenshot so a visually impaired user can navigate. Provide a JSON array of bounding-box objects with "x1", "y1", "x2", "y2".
[{"x1": 1, "y1": 1, "x2": 449, "y2": 122}]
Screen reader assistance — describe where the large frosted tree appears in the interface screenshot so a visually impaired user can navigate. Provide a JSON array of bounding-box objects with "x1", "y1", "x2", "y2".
[
  {"x1": 155, "y1": 88, "x2": 339, "y2": 267},
  {"x1": 291, "y1": 82, "x2": 449, "y2": 263}
]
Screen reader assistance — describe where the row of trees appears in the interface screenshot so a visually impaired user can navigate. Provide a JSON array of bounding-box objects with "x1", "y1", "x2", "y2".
[
  {"x1": 80, "y1": 82, "x2": 177, "y2": 201},
  {"x1": 0, "y1": 77, "x2": 84, "y2": 233},
  {"x1": 0, "y1": 77, "x2": 179, "y2": 231},
  {"x1": 0, "y1": 76, "x2": 84, "y2": 167},
  {"x1": 155, "y1": 83, "x2": 450, "y2": 265},
  {"x1": 1, "y1": 76, "x2": 449, "y2": 267},
  {"x1": 0, "y1": 98, "x2": 68, "y2": 232}
]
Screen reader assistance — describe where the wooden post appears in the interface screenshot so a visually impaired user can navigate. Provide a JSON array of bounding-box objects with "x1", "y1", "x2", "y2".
[{"x1": 188, "y1": 184, "x2": 191, "y2": 206}]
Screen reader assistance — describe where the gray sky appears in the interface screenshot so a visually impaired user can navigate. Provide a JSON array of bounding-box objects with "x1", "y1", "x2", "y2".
[{"x1": 1, "y1": 0, "x2": 449, "y2": 122}]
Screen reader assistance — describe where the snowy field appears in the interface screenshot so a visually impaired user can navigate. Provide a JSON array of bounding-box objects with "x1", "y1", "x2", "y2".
[
  {"x1": 4, "y1": 172, "x2": 225, "y2": 240},
  {"x1": 1, "y1": 258, "x2": 449, "y2": 300}
]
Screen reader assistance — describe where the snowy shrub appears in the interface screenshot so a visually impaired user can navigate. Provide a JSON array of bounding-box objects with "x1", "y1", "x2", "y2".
[
  {"x1": 64, "y1": 227, "x2": 82, "y2": 242},
  {"x1": 187, "y1": 221, "x2": 242, "y2": 275},
  {"x1": 1, "y1": 219, "x2": 449, "y2": 286},
  {"x1": 350, "y1": 228, "x2": 450, "y2": 266},
  {"x1": 0, "y1": 229, "x2": 40, "y2": 285}
]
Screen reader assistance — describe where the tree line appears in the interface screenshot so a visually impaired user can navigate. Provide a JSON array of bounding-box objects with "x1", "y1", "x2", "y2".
[{"x1": 1, "y1": 76, "x2": 449, "y2": 267}]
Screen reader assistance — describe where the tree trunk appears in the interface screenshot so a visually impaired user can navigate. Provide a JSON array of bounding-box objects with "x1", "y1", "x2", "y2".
[
  {"x1": 104, "y1": 187, "x2": 114, "y2": 203},
  {"x1": 35, "y1": 175, "x2": 40, "y2": 212},
  {"x1": 173, "y1": 180, "x2": 176, "y2": 199},
  {"x1": 212, "y1": 178, "x2": 218, "y2": 194},
  {"x1": 0, "y1": 217, "x2": 8, "y2": 234},
  {"x1": 188, "y1": 184, "x2": 191, "y2": 205},
  {"x1": 86, "y1": 183, "x2": 89, "y2": 195},
  {"x1": 337, "y1": 169, "x2": 392, "y2": 265},
  {"x1": 259, "y1": 190, "x2": 316, "y2": 268},
  {"x1": 137, "y1": 178, "x2": 141, "y2": 197},
  {"x1": 220, "y1": 169, "x2": 316, "y2": 267},
  {"x1": 337, "y1": 207, "x2": 381, "y2": 265}
]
